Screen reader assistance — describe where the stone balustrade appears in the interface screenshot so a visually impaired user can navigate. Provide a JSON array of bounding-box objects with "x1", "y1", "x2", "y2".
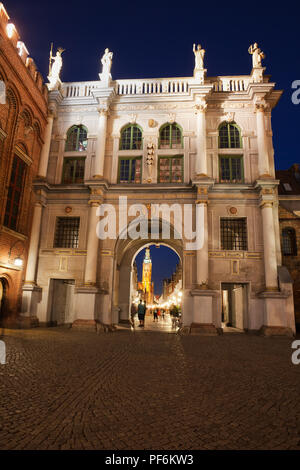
[
  {"x1": 211, "y1": 76, "x2": 250, "y2": 92},
  {"x1": 116, "y1": 78, "x2": 189, "y2": 95},
  {"x1": 61, "y1": 75, "x2": 252, "y2": 99},
  {"x1": 63, "y1": 81, "x2": 103, "y2": 98}
]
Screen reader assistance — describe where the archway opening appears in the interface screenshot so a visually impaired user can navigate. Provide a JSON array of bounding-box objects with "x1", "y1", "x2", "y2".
[
  {"x1": 117, "y1": 242, "x2": 182, "y2": 332},
  {"x1": 132, "y1": 244, "x2": 182, "y2": 330}
]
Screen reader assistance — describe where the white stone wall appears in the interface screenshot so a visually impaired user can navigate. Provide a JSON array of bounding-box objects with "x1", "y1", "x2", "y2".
[{"x1": 22, "y1": 72, "x2": 295, "y2": 334}]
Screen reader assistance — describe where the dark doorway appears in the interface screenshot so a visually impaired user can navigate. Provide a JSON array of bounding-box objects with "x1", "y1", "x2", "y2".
[
  {"x1": 49, "y1": 279, "x2": 75, "y2": 326},
  {"x1": 0, "y1": 278, "x2": 9, "y2": 323},
  {"x1": 221, "y1": 283, "x2": 248, "y2": 330}
]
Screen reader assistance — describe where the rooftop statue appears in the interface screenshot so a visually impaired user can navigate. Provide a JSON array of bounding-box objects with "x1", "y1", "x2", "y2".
[
  {"x1": 193, "y1": 43, "x2": 205, "y2": 70},
  {"x1": 101, "y1": 48, "x2": 113, "y2": 76},
  {"x1": 248, "y1": 43, "x2": 265, "y2": 68},
  {"x1": 48, "y1": 44, "x2": 65, "y2": 91}
]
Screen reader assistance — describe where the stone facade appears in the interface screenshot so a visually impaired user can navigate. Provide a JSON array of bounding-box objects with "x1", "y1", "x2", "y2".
[
  {"x1": 276, "y1": 164, "x2": 300, "y2": 330},
  {"x1": 0, "y1": 4, "x2": 48, "y2": 325},
  {"x1": 22, "y1": 43, "x2": 295, "y2": 335}
]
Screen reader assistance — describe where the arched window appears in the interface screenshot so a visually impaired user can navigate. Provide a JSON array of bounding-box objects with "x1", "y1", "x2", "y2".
[
  {"x1": 120, "y1": 124, "x2": 143, "y2": 150},
  {"x1": 159, "y1": 123, "x2": 182, "y2": 149},
  {"x1": 219, "y1": 122, "x2": 242, "y2": 148},
  {"x1": 65, "y1": 125, "x2": 88, "y2": 152},
  {"x1": 282, "y1": 228, "x2": 297, "y2": 256}
]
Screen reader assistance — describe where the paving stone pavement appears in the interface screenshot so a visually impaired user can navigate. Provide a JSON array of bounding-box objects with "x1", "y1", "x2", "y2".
[{"x1": 0, "y1": 327, "x2": 299, "y2": 450}]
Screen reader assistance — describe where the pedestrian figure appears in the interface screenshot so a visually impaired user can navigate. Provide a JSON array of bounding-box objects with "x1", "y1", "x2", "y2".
[
  {"x1": 171, "y1": 305, "x2": 179, "y2": 329},
  {"x1": 153, "y1": 308, "x2": 158, "y2": 322},
  {"x1": 137, "y1": 300, "x2": 146, "y2": 327},
  {"x1": 130, "y1": 303, "x2": 137, "y2": 328},
  {"x1": 161, "y1": 309, "x2": 165, "y2": 320}
]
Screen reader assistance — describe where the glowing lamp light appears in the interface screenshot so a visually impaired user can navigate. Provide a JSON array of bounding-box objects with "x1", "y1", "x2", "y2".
[
  {"x1": 6, "y1": 23, "x2": 15, "y2": 38},
  {"x1": 14, "y1": 257, "x2": 23, "y2": 267}
]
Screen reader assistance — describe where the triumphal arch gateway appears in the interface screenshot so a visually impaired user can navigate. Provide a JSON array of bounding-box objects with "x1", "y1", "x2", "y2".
[{"x1": 21, "y1": 43, "x2": 296, "y2": 335}]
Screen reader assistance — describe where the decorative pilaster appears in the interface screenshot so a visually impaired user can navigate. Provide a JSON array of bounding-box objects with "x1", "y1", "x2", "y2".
[
  {"x1": 186, "y1": 180, "x2": 218, "y2": 335},
  {"x1": 194, "y1": 98, "x2": 208, "y2": 177},
  {"x1": 260, "y1": 200, "x2": 278, "y2": 290},
  {"x1": 84, "y1": 201, "x2": 101, "y2": 286},
  {"x1": 91, "y1": 87, "x2": 115, "y2": 180},
  {"x1": 37, "y1": 111, "x2": 54, "y2": 178},
  {"x1": 24, "y1": 201, "x2": 43, "y2": 285},
  {"x1": 255, "y1": 100, "x2": 270, "y2": 177},
  {"x1": 195, "y1": 186, "x2": 209, "y2": 288},
  {"x1": 38, "y1": 89, "x2": 63, "y2": 179},
  {"x1": 84, "y1": 187, "x2": 104, "y2": 285},
  {"x1": 93, "y1": 107, "x2": 108, "y2": 179}
]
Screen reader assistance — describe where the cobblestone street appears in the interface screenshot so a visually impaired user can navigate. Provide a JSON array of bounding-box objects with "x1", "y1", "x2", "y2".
[{"x1": 0, "y1": 327, "x2": 299, "y2": 450}]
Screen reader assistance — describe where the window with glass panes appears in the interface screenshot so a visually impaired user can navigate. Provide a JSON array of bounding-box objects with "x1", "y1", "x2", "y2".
[
  {"x1": 65, "y1": 125, "x2": 88, "y2": 152},
  {"x1": 221, "y1": 218, "x2": 248, "y2": 251},
  {"x1": 159, "y1": 123, "x2": 182, "y2": 148},
  {"x1": 219, "y1": 122, "x2": 242, "y2": 148},
  {"x1": 62, "y1": 157, "x2": 85, "y2": 184},
  {"x1": 282, "y1": 228, "x2": 297, "y2": 256},
  {"x1": 54, "y1": 217, "x2": 80, "y2": 248},
  {"x1": 4, "y1": 155, "x2": 26, "y2": 231},
  {"x1": 118, "y1": 157, "x2": 142, "y2": 183},
  {"x1": 219, "y1": 156, "x2": 243, "y2": 183},
  {"x1": 120, "y1": 125, "x2": 142, "y2": 150},
  {"x1": 158, "y1": 156, "x2": 183, "y2": 183}
]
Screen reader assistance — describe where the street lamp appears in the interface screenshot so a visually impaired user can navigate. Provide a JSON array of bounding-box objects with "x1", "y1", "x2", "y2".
[{"x1": 8, "y1": 240, "x2": 25, "y2": 269}]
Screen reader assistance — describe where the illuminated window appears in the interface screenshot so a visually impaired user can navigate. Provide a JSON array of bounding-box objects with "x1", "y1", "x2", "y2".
[
  {"x1": 219, "y1": 122, "x2": 242, "y2": 148},
  {"x1": 4, "y1": 155, "x2": 26, "y2": 231},
  {"x1": 54, "y1": 217, "x2": 80, "y2": 248},
  {"x1": 159, "y1": 123, "x2": 182, "y2": 149},
  {"x1": 158, "y1": 156, "x2": 183, "y2": 183},
  {"x1": 65, "y1": 125, "x2": 88, "y2": 152},
  {"x1": 221, "y1": 218, "x2": 248, "y2": 251},
  {"x1": 118, "y1": 157, "x2": 142, "y2": 183},
  {"x1": 62, "y1": 157, "x2": 85, "y2": 184},
  {"x1": 120, "y1": 125, "x2": 142, "y2": 150},
  {"x1": 219, "y1": 156, "x2": 244, "y2": 183}
]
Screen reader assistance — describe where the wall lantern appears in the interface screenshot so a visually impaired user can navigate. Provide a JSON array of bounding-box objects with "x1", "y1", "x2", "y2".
[
  {"x1": 8, "y1": 240, "x2": 25, "y2": 269},
  {"x1": 14, "y1": 257, "x2": 23, "y2": 267}
]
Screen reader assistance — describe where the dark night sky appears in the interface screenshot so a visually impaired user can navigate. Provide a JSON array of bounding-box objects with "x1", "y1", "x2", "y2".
[
  {"x1": 5, "y1": 0, "x2": 300, "y2": 292},
  {"x1": 6, "y1": 0, "x2": 300, "y2": 170}
]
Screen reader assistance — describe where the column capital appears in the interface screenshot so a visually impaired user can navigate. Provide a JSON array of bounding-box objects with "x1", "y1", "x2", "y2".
[
  {"x1": 194, "y1": 98, "x2": 207, "y2": 114},
  {"x1": 260, "y1": 201, "x2": 273, "y2": 209},
  {"x1": 97, "y1": 106, "x2": 109, "y2": 117},
  {"x1": 254, "y1": 99, "x2": 270, "y2": 113},
  {"x1": 47, "y1": 109, "x2": 56, "y2": 119},
  {"x1": 88, "y1": 186, "x2": 105, "y2": 205},
  {"x1": 195, "y1": 185, "x2": 210, "y2": 204},
  {"x1": 88, "y1": 200, "x2": 101, "y2": 207}
]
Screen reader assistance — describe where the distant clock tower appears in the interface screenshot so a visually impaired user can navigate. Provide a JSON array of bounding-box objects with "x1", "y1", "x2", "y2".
[{"x1": 141, "y1": 248, "x2": 154, "y2": 305}]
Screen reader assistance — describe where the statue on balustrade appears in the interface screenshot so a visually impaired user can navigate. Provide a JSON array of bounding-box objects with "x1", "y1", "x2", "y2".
[
  {"x1": 193, "y1": 44, "x2": 205, "y2": 70},
  {"x1": 101, "y1": 48, "x2": 113, "y2": 75},
  {"x1": 248, "y1": 43, "x2": 265, "y2": 68},
  {"x1": 48, "y1": 44, "x2": 65, "y2": 91}
]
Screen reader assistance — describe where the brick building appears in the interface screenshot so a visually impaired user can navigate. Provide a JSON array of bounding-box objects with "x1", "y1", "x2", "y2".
[
  {"x1": 0, "y1": 4, "x2": 48, "y2": 325},
  {"x1": 276, "y1": 164, "x2": 300, "y2": 330},
  {"x1": 163, "y1": 264, "x2": 182, "y2": 301}
]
